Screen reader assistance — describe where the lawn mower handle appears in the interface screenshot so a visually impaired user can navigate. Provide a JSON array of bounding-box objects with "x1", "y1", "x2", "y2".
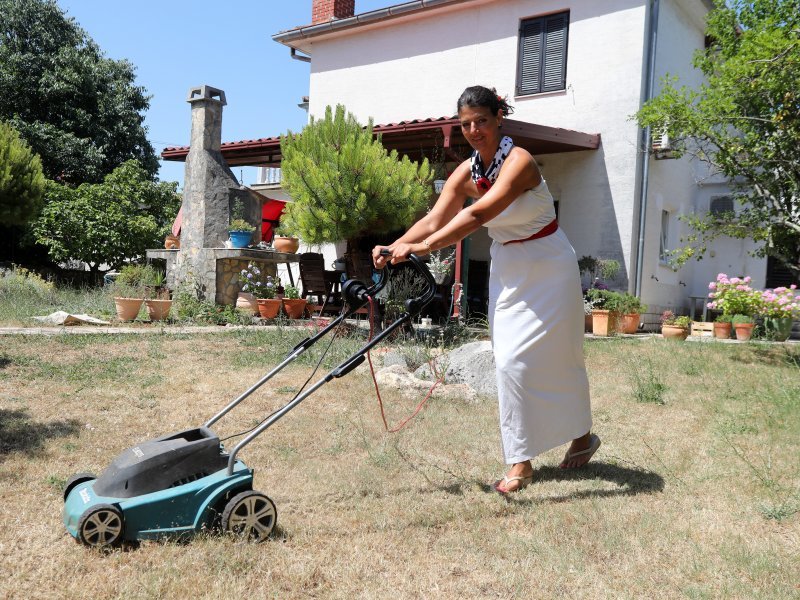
[
  {"x1": 204, "y1": 259, "x2": 391, "y2": 430},
  {"x1": 223, "y1": 253, "x2": 437, "y2": 474}
]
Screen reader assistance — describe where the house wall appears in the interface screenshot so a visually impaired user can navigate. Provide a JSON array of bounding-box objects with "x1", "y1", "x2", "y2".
[
  {"x1": 640, "y1": 0, "x2": 762, "y2": 319},
  {"x1": 277, "y1": 0, "x2": 749, "y2": 317},
  {"x1": 305, "y1": 0, "x2": 650, "y2": 285}
]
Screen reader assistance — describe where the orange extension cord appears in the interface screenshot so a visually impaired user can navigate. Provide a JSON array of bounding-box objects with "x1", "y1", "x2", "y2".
[{"x1": 365, "y1": 295, "x2": 444, "y2": 433}]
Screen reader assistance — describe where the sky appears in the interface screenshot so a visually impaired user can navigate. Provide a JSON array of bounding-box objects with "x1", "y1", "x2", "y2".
[{"x1": 57, "y1": 0, "x2": 394, "y2": 189}]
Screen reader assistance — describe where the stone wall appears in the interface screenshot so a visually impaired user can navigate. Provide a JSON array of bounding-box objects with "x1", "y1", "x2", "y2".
[{"x1": 216, "y1": 257, "x2": 278, "y2": 306}]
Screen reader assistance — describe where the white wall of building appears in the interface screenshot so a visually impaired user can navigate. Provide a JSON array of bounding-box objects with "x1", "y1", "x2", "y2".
[
  {"x1": 305, "y1": 0, "x2": 649, "y2": 285},
  {"x1": 639, "y1": 0, "x2": 762, "y2": 315},
  {"x1": 275, "y1": 0, "x2": 743, "y2": 315}
]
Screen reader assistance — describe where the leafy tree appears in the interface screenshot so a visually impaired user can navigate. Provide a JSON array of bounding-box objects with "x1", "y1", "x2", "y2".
[
  {"x1": 636, "y1": 0, "x2": 800, "y2": 276},
  {"x1": 0, "y1": 0, "x2": 158, "y2": 184},
  {"x1": 0, "y1": 121, "x2": 45, "y2": 225},
  {"x1": 280, "y1": 105, "x2": 432, "y2": 278},
  {"x1": 33, "y1": 160, "x2": 180, "y2": 272}
]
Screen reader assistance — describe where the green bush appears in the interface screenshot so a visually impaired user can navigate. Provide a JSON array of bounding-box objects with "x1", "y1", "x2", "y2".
[
  {"x1": 0, "y1": 265, "x2": 54, "y2": 302},
  {"x1": 617, "y1": 292, "x2": 648, "y2": 314},
  {"x1": 586, "y1": 288, "x2": 625, "y2": 312}
]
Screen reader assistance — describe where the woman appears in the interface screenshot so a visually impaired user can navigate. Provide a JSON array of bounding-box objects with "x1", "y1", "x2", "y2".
[{"x1": 372, "y1": 85, "x2": 600, "y2": 493}]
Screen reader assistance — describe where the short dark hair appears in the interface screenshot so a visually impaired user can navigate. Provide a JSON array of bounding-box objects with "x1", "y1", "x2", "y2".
[{"x1": 457, "y1": 85, "x2": 515, "y2": 117}]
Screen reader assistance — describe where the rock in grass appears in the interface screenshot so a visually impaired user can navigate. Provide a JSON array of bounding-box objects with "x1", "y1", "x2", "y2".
[{"x1": 414, "y1": 341, "x2": 496, "y2": 397}]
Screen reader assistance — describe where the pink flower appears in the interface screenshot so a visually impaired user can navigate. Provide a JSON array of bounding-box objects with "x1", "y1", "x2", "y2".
[
  {"x1": 709, "y1": 282, "x2": 717, "y2": 290},
  {"x1": 743, "y1": 276, "x2": 751, "y2": 283},
  {"x1": 730, "y1": 277, "x2": 741, "y2": 284}
]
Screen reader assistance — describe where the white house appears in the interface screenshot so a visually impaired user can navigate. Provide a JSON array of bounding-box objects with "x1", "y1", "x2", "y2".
[{"x1": 164, "y1": 0, "x2": 780, "y2": 321}]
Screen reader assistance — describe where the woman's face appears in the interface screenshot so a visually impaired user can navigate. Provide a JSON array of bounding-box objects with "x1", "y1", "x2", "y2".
[{"x1": 458, "y1": 105, "x2": 503, "y2": 153}]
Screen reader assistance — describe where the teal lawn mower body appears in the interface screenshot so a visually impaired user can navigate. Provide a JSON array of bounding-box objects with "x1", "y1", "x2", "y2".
[
  {"x1": 63, "y1": 427, "x2": 258, "y2": 547},
  {"x1": 63, "y1": 254, "x2": 436, "y2": 548}
]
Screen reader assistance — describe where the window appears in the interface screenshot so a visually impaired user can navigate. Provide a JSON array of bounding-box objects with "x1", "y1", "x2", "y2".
[
  {"x1": 517, "y1": 11, "x2": 569, "y2": 96},
  {"x1": 709, "y1": 195, "x2": 734, "y2": 217},
  {"x1": 659, "y1": 210, "x2": 670, "y2": 263}
]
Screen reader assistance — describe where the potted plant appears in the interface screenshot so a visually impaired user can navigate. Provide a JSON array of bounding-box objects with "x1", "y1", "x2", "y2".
[
  {"x1": 112, "y1": 264, "x2": 147, "y2": 321},
  {"x1": 660, "y1": 310, "x2": 691, "y2": 340},
  {"x1": 229, "y1": 199, "x2": 255, "y2": 249},
  {"x1": 757, "y1": 285, "x2": 799, "y2": 341},
  {"x1": 713, "y1": 314, "x2": 733, "y2": 339},
  {"x1": 583, "y1": 295, "x2": 598, "y2": 333},
  {"x1": 281, "y1": 284, "x2": 307, "y2": 319},
  {"x1": 239, "y1": 263, "x2": 281, "y2": 318},
  {"x1": 617, "y1": 292, "x2": 647, "y2": 334},
  {"x1": 272, "y1": 228, "x2": 300, "y2": 254},
  {"x1": 587, "y1": 288, "x2": 623, "y2": 336},
  {"x1": 142, "y1": 266, "x2": 172, "y2": 321},
  {"x1": 731, "y1": 313, "x2": 755, "y2": 341}
]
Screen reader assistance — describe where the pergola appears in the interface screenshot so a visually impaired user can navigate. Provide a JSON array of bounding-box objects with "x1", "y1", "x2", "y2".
[{"x1": 161, "y1": 116, "x2": 600, "y2": 167}]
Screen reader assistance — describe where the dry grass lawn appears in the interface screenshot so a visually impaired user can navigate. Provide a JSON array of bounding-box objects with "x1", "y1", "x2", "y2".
[{"x1": 0, "y1": 330, "x2": 798, "y2": 599}]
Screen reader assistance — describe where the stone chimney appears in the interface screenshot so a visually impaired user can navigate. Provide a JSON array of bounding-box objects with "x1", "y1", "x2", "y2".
[
  {"x1": 176, "y1": 85, "x2": 261, "y2": 301},
  {"x1": 312, "y1": 0, "x2": 355, "y2": 24}
]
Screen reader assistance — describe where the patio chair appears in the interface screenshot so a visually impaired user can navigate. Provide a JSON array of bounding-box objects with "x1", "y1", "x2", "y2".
[{"x1": 298, "y1": 253, "x2": 343, "y2": 316}]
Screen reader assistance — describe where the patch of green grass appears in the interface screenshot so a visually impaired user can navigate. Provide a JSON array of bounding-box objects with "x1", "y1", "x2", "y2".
[
  {"x1": 31, "y1": 355, "x2": 143, "y2": 383},
  {"x1": 276, "y1": 386, "x2": 299, "y2": 394},
  {"x1": 0, "y1": 269, "x2": 114, "y2": 325},
  {"x1": 46, "y1": 474, "x2": 67, "y2": 491},
  {"x1": 758, "y1": 498, "x2": 799, "y2": 521},
  {"x1": 628, "y1": 357, "x2": 668, "y2": 404}
]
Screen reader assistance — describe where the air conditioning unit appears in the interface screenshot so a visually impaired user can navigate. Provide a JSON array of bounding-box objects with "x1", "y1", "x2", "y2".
[{"x1": 651, "y1": 127, "x2": 675, "y2": 159}]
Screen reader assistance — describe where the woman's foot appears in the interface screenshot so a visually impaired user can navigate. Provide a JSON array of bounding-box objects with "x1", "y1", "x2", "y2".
[
  {"x1": 559, "y1": 433, "x2": 601, "y2": 469},
  {"x1": 493, "y1": 461, "x2": 533, "y2": 493}
]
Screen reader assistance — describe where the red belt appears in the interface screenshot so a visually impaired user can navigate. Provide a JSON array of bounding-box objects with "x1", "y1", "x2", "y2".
[{"x1": 503, "y1": 219, "x2": 559, "y2": 245}]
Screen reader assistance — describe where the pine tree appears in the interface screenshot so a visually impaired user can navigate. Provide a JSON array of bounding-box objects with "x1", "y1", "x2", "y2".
[
  {"x1": 280, "y1": 105, "x2": 432, "y2": 279},
  {"x1": 0, "y1": 121, "x2": 45, "y2": 226}
]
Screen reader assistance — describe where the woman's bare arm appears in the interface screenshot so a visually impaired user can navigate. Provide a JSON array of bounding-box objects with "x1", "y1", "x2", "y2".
[{"x1": 379, "y1": 148, "x2": 540, "y2": 265}]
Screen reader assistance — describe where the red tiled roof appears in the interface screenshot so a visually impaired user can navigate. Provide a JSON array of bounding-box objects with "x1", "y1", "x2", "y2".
[{"x1": 161, "y1": 116, "x2": 600, "y2": 167}]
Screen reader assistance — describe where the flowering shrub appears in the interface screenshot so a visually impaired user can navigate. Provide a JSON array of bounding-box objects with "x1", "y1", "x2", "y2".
[
  {"x1": 758, "y1": 286, "x2": 800, "y2": 319},
  {"x1": 706, "y1": 273, "x2": 762, "y2": 316},
  {"x1": 660, "y1": 310, "x2": 691, "y2": 328},
  {"x1": 238, "y1": 262, "x2": 277, "y2": 299},
  {"x1": 428, "y1": 249, "x2": 455, "y2": 280}
]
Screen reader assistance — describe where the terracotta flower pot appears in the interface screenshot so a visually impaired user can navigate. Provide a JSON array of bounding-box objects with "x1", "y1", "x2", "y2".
[
  {"x1": 713, "y1": 322, "x2": 732, "y2": 339},
  {"x1": 661, "y1": 325, "x2": 689, "y2": 340},
  {"x1": 257, "y1": 298, "x2": 282, "y2": 319},
  {"x1": 114, "y1": 297, "x2": 143, "y2": 322},
  {"x1": 734, "y1": 322, "x2": 754, "y2": 341},
  {"x1": 281, "y1": 298, "x2": 307, "y2": 319},
  {"x1": 274, "y1": 236, "x2": 300, "y2": 253},
  {"x1": 620, "y1": 313, "x2": 640, "y2": 334},
  {"x1": 145, "y1": 299, "x2": 173, "y2": 321},
  {"x1": 591, "y1": 309, "x2": 618, "y2": 336},
  {"x1": 236, "y1": 292, "x2": 259, "y2": 315}
]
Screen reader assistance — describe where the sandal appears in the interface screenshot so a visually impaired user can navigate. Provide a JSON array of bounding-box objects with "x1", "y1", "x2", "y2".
[
  {"x1": 559, "y1": 434, "x2": 601, "y2": 469},
  {"x1": 493, "y1": 474, "x2": 533, "y2": 494}
]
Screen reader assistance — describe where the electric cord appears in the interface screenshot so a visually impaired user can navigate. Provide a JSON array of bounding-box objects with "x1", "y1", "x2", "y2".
[{"x1": 365, "y1": 295, "x2": 444, "y2": 432}]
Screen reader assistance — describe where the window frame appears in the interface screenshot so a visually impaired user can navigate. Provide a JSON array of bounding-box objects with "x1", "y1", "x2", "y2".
[{"x1": 516, "y1": 11, "x2": 570, "y2": 97}]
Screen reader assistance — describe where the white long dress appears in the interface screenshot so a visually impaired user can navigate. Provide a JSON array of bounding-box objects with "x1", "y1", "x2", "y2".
[{"x1": 486, "y1": 179, "x2": 592, "y2": 464}]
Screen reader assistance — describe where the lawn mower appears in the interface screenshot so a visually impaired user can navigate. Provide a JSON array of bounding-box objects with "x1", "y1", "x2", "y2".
[{"x1": 63, "y1": 254, "x2": 435, "y2": 548}]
